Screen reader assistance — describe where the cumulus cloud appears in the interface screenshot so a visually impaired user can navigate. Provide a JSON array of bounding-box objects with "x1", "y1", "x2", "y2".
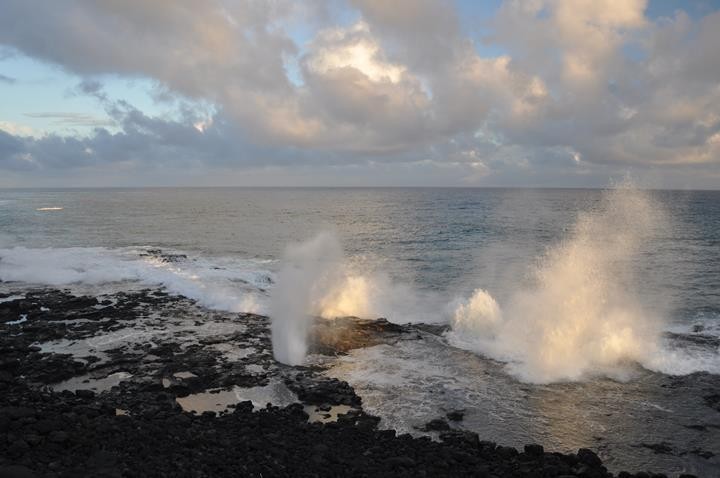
[
  {"x1": 0, "y1": 121, "x2": 35, "y2": 137},
  {"x1": 0, "y1": 0, "x2": 718, "y2": 186}
]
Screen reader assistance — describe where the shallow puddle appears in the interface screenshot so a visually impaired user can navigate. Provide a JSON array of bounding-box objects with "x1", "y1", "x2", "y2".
[
  {"x1": 173, "y1": 371, "x2": 197, "y2": 379},
  {"x1": 175, "y1": 381, "x2": 297, "y2": 414},
  {"x1": 162, "y1": 371, "x2": 198, "y2": 388},
  {"x1": 304, "y1": 404, "x2": 356, "y2": 423},
  {"x1": 210, "y1": 343, "x2": 255, "y2": 361},
  {"x1": 52, "y1": 371, "x2": 133, "y2": 392}
]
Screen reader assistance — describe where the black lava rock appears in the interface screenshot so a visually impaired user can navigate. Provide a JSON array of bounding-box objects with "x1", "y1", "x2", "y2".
[
  {"x1": 446, "y1": 410, "x2": 464, "y2": 422},
  {"x1": 524, "y1": 443, "x2": 544, "y2": 456},
  {"x1": 578, "y1": 447, "x2": 603, "y2": 467},
  {"x1": 422, "y1": 418, "x2": 451, "y2": 431},
  {"x1": 75, "y1": 389, "x2": 96, "y2": 399},
  {"x1": 0, "y1": 465, "x2": 38, "y2": 478}
]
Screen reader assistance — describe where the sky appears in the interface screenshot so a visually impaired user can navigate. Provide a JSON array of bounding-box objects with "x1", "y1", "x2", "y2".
[{"x1": 0, "y1": 0, "x2": 719, "y2": 188}]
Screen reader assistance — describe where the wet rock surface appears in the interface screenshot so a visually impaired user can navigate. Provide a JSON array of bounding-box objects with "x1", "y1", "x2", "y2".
[
  {"x1": 0, "y1": 287, "x2": 688, "y2": 477},
  {"x1": 703, "y1": 394, "x2": 720, "y2": 412},
  {"x1": 447, "y1": 409, "x2": 465, "y2": 422}
]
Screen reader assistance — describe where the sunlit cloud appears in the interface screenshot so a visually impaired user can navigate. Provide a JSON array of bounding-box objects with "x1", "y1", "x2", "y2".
[
  {"x1": 306, "y1": 21, "x2": 406, "y2": 83},
  {"x1": 0, "y1": 120, "x2": 35, "y2": 137},
  {"x1": 0, "y1": 0, "x2": 718, "y2": 187}
]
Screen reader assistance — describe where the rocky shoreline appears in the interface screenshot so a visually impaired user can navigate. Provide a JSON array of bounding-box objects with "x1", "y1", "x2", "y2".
[{"x1": 0, "y1": 287, "x2": 699, "y2": 477}]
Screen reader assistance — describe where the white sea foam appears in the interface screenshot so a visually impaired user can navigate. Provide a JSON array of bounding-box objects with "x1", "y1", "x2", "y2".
[
  {"x1": 7, "y1": 314, "x2": 28, "y2": 325},
  {"x1": 664, "y1": 313, "x2": 720, "y2": 337},
  {"x1": 644, "y1": 342, "x2": 720, "y2": 375},
  {"x1": 0, "y1": 246, "x2": 270, "y2": 314},
  {"x1": 0, "y1": 294, "x2": 25, "y2": 303},
  {"x1": 37, "y1": 312, "x2": 247, "y2": 366}
]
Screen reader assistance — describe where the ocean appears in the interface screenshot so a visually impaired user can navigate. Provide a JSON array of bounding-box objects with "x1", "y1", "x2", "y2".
[{"x1": 1, "y1": 187, "x2": 719, "y2": 474}]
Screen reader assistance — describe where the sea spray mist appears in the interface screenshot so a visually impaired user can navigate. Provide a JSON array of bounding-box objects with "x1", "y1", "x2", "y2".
[
  {"x1": 270, "y1": 232, "x2": 343, "y2": 365},
  {"x1": 447, "y1": 185, "x2": 671, "y2": 382}
]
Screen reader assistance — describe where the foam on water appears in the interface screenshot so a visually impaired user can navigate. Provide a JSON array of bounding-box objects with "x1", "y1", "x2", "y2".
[
  {"x1": 35, "y1": 308, "x2": 248, "y2": 369},
  {"x1": 6, "y1": 314, "x2": 28, "y2": 325},
  {"x1": 324, "y1": 334, "x2": 720, "y2": 475},
  {"x1": 665, "y1": 312, "x2": 720, "y2": 337},
  {"x1": 0, "y1": 246, "x2": 271, "y2": 313},
  {"x1": 0, "y1": 294, "x2": 25, "y2": 303}
]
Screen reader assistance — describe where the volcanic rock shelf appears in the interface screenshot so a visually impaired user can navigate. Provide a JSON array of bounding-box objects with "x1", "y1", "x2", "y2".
[{"x1": 0, "y1": 288, "x2": 692, "y2": 478}]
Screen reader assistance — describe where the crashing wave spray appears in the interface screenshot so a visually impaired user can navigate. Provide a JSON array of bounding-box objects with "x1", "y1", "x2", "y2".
[
  {"x1": 270, "y1": 231, "x2": 445, "y2": 364},
  {"x1": 317, "y1": 271, "x2": 443, "y2": 324},
  {"x1": 448, "y1": 185, "x2": 668, "y2": 383}
]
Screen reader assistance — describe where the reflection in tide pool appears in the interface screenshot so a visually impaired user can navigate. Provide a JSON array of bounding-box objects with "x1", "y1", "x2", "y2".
[
  {"x1": 175, "y1": 383, "x2": 359, "y2": 424},
  {"x1": 304, "y1": 404, "x2": 357, "y2": 423},
  {"x1": 52, "y1": 371, "x2": 133, "y2": 393},
  {"x1": 175, "y1": 381, "x2": 297, "y2": 414}
]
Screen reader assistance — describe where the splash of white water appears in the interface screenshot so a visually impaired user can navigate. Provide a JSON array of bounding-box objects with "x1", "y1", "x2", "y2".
[
  {"x1": 0, "y1": 246, "x2": 266, "y2": 313},
  {"x1": 451, "y1": 289, "x2": 503, "y2": 339},
  {"x1": 317, "y1": 271, "x2": 443, "y2": 324},
  {"x1": 448, "y1": 186, "x2": 669, "y2": 383},
  {"x1": 269, "y1": 231, "x2": 445, "y2": 364},
  {"x1": 269, "y1": 232, "x2": 343, "y2": 365}
]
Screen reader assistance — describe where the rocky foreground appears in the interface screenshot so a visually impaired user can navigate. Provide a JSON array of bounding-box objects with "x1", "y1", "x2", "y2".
[{"x1": 0, "y1": 287, "x2": 698, "y2": 478}]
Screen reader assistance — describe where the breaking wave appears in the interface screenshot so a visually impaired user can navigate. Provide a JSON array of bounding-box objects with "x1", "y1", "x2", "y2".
[{"x1": 0, "y1": 246, "x2": 270, "y2": 313}]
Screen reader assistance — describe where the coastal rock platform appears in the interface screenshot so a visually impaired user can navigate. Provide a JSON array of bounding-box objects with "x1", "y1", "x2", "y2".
[{"x1": 0, "y1": 287, "x2": 692, "y2": 478}]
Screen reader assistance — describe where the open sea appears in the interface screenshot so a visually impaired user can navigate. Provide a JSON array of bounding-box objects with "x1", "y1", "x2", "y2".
[{"x1": 1, "y1": 187, "x2": 719, "y2": 475}]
